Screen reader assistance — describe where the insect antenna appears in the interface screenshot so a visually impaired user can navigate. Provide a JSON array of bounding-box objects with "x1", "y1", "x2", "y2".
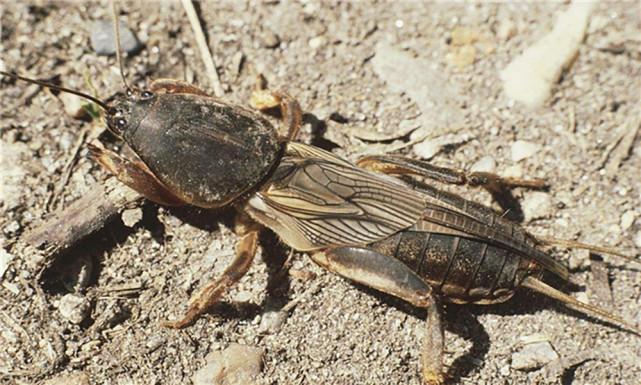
[
  {"x1": 111, "y1": 0, "x2": 132, "y2": 93},
  {"x1": 0, "y1": 70, "x2": 109, "y2": 111},
  {"x1": 522, "y1": 276, "x2": 640, "y2": 336}
]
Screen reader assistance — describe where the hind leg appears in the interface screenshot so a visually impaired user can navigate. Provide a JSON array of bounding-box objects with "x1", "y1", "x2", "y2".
[
  {"x1": 311, "y1": 247, "x2": 445, "y2": 384},
  {"x1": 357, "y1": 155, "x2": 547, "y2": 192}
]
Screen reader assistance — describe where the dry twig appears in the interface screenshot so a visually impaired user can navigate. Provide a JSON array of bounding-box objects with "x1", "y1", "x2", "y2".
[
  {"x1": 180, "y1": 0, "x2": 224, "y2": 97},
  {"x1": 22, "y1": 178, "x2": 143, "y2": 268}
]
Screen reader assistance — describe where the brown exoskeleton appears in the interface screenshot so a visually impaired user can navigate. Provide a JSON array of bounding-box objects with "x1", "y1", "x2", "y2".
[{"x1": 2, "y1": 7, "x2": 640, "y2": 385}]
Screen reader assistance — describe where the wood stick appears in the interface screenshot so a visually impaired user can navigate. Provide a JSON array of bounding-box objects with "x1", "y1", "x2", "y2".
[{"x1": 22, "y1": 178, "x2": 142, "y2": 265}]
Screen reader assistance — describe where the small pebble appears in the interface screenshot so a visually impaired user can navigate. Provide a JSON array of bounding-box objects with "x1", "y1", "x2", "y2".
[
  {"x1": 511, "y1": 341, "x2": 559, "y2": 370},
  {"x1": 620, "y1": 210, "x2": 636, "y2": 231},
  {"x1": 413, "y1": 133, "x2": 471, "y2": 160},
  {"x1": 308, "y1": 36, "x2": 326, "y2": 49},
  {"x1": 0, "y1": 249, "x2": 15, "y2": 280},
  {"x1": 470, "y1": 156, "x2": 497, "y2": 173},
  {"x1": 634, "y1": 231, "x2": 641, "y2": 249},
  {"x1": 261, "y1": 30, "x2": 280, "y2": 49},
  {"x1": 575, "y1": 292, "x2": 589, "y2": 304},
  {"x1": 233, "y1": 290, "x2": 253, "y2": 303},
  {"x1": 496, "y1": 19, "x2": 517, "y2": 41},
  {"x1": 3, "y1": 220, "x2": 21, "y2": 235},
  {"x1": 503, "y1": 164, "x2": 524, "y2": 179},
  {"x1": 0, "y1": 142, "x2": 29, "y2": 211},
  {"x1": 522, "y1": 192, "x2": 553, "y2": 222},
  {"x1": 450, "y1": 26, "x2": 480, "y2": 46},
  {"x1": 58, "y1": 294, "x2": 91, "y2": 324},
  {"x1": 59, "y1": 92, "x2": 89, "y2": 120},
  {"x1": 192, "y1": 344, "x2": 264, "y2": 385},
  {"x1": 511, "y1": 140, "x2": 540, "y2": 162},
  {"x1": 146, "y1": 335, "x2": 166, "y2": 352},
  {"x1": 42, "y1": 372, "x2": 90, "y2": 385},
  {"x1": 258, "y1": 310, "x2": 288, "y2": 334},
  {"x1": 447, "y1": 45, "x2": 476, "y2": 68},
  {"x1": 121, "y1": 207, "x2": 143, "y2": 227},
  {"x1": 90, "y1": 20, "x2": 142, "y2": 56}
]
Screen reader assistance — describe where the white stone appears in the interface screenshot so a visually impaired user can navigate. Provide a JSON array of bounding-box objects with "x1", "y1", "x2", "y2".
[
  {"x1": 58, "y1": 294, "x2": 91, "y2": 324},
  {"x1": 413, "y1": 133, "x2": 471, "y2": 160},
  {"x1": 496, "y1": 19, "x2": 517, "y2": 41},
  {"x1": 620, "y1": 210, "x2": 636, "y2": 231},
  {"x1": 258, "y1": 310, "x2": 287, "y2": 334},
  {"x1": 42, "y1": 372, "x2": 90, "y2": 385},
  {"x1": 308, "y1": 36, "x2": 326, "y2": 49},
  {"x1": 0, "y1": 141, "x2": 29, "y2": 211},
  {"x1": 511, "y1": 140, "x2": 540, "y2": 162},
  {"x1": 634, "y1": 231, "x2": 641, "y2": 249},
  {"x1": 121, "y1": 208, "x2": 143, "y2": 227},
  {"x1": 193, "y1": 344, "x2": 264, "y2": 385},
  {"x1": 471, "y1": 156, "x2": 497, "y2": 173},
  {"x1": 59, "y1": 92, "x2": 88, "y2": 120},
  {"x1": 372, "y1": 43, "x2": 465, "y2": 137},
  {"x1": 522, "y1": 192, "x2": 553, "y2": 222},
  {"x1": 500, "y1": 1, "x2": 596, "y2": 108},
  {"x1": 0, "y1": 249, "x2": 15, "y2": 280},
  {"x1": 511, "y1": 341, "x2": 559, "y2": 370}
]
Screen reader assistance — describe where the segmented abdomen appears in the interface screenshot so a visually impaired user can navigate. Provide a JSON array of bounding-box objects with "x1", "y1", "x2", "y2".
[{"x1": 369, "y1": 230, "x2": 539, "y2": 304}]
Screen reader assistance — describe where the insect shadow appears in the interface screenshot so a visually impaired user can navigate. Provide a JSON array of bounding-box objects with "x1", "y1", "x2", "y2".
[
  {"x1": 42, "y1": 213, "x2": 136, "y2": 295},
  {"x1": 349, "y1": 283, "x2": 492, "y2": 382},
  {"x1": 165, "y1": 205, "x2": 294, "y2": 318}
]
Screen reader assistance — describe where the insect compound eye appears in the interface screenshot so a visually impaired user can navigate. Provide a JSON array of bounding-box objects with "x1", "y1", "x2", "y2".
[
  {"x1": 116, "y1": 118, "x2": 127, "y2": 129},
  {"x1": 141, "y1": 90, "x2": 154, "y2": 100}
]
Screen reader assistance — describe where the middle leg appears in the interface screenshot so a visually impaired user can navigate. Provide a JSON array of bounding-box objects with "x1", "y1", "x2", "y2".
[
  {"x1": 163, "y1": 214, "x2": 261, "y2": 329},
  {"x1": 249, "y1": 75, "x2": 303, "y2": 141}
]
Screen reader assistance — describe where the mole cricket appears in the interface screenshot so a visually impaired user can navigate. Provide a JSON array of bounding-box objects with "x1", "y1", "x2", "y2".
[{"x1": 2, "y1": 3, "x2": 640, "y2": 384}]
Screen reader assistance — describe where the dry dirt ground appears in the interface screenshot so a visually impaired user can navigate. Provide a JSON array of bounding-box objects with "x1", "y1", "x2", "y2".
[{"x1": 1, "y1": 1, "x2": 641, "y2": 385}]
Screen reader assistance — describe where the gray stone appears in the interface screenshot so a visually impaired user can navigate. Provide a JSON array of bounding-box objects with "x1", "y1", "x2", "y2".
[{"x1": 90, "y1": 20, "x2": 142, "y2": 56}]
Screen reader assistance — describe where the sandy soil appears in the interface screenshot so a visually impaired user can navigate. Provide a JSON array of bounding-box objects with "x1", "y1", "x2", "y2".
[{"x1": 1, "y1": 1, "x2": 640, "y2": 385}]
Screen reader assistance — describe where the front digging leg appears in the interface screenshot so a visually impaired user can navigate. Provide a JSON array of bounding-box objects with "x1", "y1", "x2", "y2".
[
  {"x1": 88, "y1": 142, "x2": 184, "y2": 206},
  {"x1": 311, "y1": 247, "x2": 445, "y2": 385}
]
